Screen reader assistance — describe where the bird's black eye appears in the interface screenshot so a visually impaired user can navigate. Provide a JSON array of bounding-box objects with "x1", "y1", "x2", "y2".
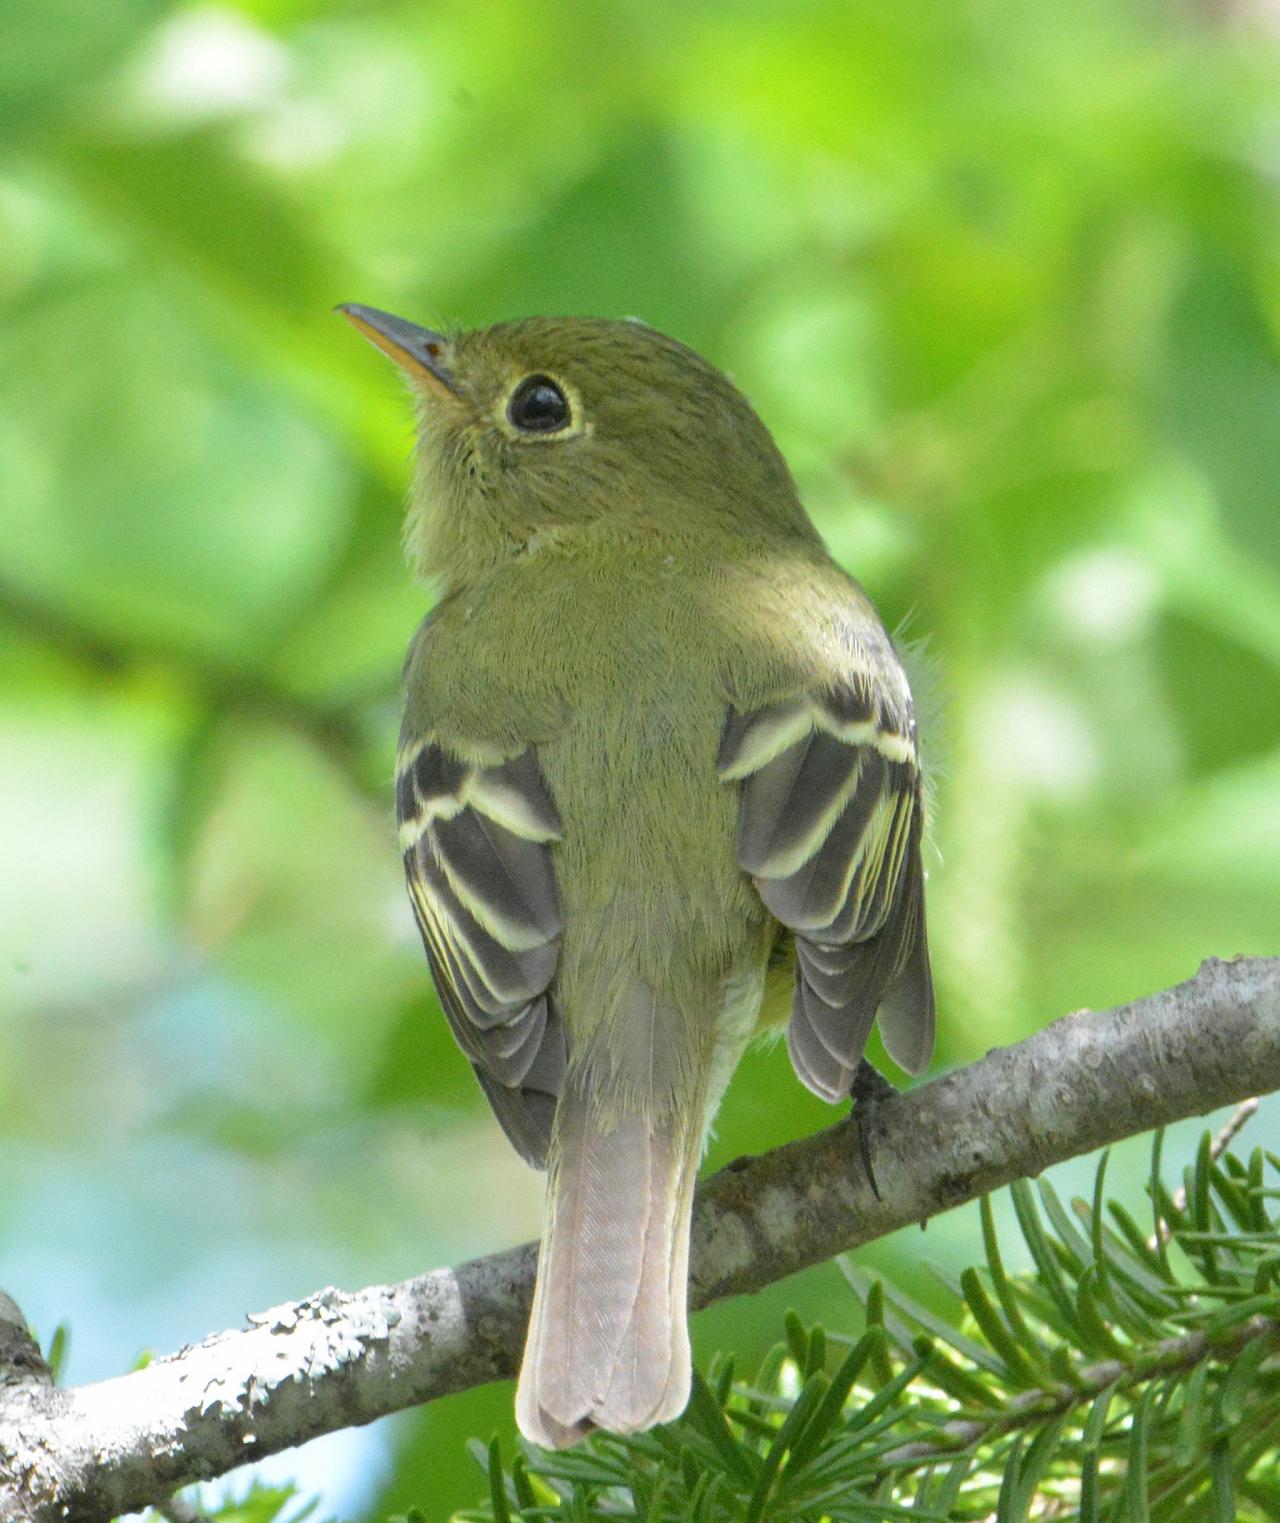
[{"x1": 507, "y1": 374, "x2": 571, "y2": 434}]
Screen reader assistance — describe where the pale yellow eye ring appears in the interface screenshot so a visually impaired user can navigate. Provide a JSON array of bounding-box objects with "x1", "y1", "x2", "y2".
[{"x1": 494, "y1": 373, "x2": 590, "y2": 443}]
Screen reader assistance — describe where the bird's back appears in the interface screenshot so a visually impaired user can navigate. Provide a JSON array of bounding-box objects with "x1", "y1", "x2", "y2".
[{"x1": 424, "y1": 548, "x2": 769, "y2": 1100}]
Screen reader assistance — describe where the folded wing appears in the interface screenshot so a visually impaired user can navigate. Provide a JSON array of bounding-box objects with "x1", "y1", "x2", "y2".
[
  {"x1": 397, "y1": 739, "x2": 566, "y2": 1165},
  {"x1": 718, "y1": 677, "x2": 934, "y2": 1101}
]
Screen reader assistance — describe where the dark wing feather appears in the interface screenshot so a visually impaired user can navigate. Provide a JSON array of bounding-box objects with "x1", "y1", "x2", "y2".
[
  {"x1": 398, "y1": 738, "x2": 566, "y2": 1166},
  {"x1": 720, "y1": 683, "x2": 934, "y2": 1102}
]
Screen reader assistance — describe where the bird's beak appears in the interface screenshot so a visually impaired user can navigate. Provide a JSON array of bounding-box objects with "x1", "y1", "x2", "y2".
[{"x1": 337, "y1": 303, "x2": 458, "y2": 399}]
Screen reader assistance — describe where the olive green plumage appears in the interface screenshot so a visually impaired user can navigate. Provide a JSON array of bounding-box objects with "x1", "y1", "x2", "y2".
[{"x1": 342, "y1": 305, "x2": 935, "y2": 1448}]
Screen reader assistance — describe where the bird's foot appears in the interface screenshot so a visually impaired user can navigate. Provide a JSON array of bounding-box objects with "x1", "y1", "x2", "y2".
[{"x1": 849, "y1": 1060, "x2": 899, "y2": 1201}]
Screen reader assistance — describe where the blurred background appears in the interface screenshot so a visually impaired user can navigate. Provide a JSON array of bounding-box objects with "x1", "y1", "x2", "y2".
[{"x1": 2, "y1": 0, "x2": 1279, "y2": 1516}]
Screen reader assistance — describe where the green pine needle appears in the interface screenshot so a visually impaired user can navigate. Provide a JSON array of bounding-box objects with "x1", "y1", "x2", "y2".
[{"x1": 452, "y1": 1129, "x2": 1280, "y2": 1523}]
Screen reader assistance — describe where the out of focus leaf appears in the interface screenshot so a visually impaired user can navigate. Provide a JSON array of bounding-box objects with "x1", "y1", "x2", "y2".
[{"x1": 0, "y1": 0, "x2": 161, "y2": 135}]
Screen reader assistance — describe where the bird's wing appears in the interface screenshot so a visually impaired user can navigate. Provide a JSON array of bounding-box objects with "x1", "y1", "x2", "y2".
[
  {"x1": 718, "y1": 674, "x2": 934, "y2": 1101},
  {"x1": 397, "y1": 737, "x2": 566, "y2": 1166}
]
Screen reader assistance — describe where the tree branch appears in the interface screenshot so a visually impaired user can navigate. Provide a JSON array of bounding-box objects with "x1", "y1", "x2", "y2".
[
  {"x1": 2, "y1": 955, "x2": 1276, "y2": 1520},
  {"x1": 0, "y1": 575, "x2": 385, "y2": 802},
  {"x1": 0, "y1": 1295, "x2": 52, "y2": 1391}
]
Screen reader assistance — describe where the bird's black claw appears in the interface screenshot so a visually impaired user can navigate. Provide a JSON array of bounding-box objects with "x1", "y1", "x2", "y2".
[{"x1": 849, "y1": 1060, "x2": 898, "y2": 1201}]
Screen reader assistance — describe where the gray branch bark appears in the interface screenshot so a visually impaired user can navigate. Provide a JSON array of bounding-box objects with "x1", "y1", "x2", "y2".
[{"x1": 1, "y1": 954, "x2": 1277, "y2": 1521}]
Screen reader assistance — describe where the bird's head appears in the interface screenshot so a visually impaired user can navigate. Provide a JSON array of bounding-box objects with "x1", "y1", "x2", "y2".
[{"x1": 340, "y1": 305, "x2": 808, "y2": 582}]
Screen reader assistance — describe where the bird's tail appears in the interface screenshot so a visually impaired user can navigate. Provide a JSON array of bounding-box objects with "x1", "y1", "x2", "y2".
[{"x1": 515, "y1": 1074, "x2": 702, "y2": 1448}]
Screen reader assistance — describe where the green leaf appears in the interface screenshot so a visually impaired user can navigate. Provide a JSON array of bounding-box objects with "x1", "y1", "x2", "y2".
[
  {"x1": 913, "y1": 1339, "x2": 1006, "y2": 1412},
  {"x1": 201, "y1": 1484, "x2": 312, "y2": 1523},
  {"x1": 933, "y1": 1459, "x2": 972, "y2": 1515},
  {"x1": 1213, "y1": 1329, "x2": 1275, "y2": 1432},
  {"x1": 1079, "y1": 1383, "x2": 1117, "y2": 1523},
  {"x1": 784, "y1": 1308, "x2": 809, "y2": 1371},
  {"x1": 486, "y1": 1437, "x2": 512, "y2": 1523},
  {"x1": 980, "y1": 1195, "x2": 1046, "y2": 1372},
  {"x1": 750, "y1": 1343, "x2": 790, "y2": 1418},
  {"x1": 1150, "y1": 1130, "x2": 1175, "y2": 1279},
  {"x1": 1035, "y1": 1177, "x2": 1091, "y2": 1276},
  {"x1": 806, "y1": 1322, "x2": 827, "y2": 1379},
  {"x1": 1106, "y1": 1201, "x2": 1174, "y2": 1285},
  {"x1": 863, "y1": 1281, "x2": 896, "y2": 1387},
  {"x1": 1047, "y1": 1343, "x2": 1081, "y2": 1388},
  {"x1": 959, "y1": 1266, "x2": 1041, "y2": 1388},
  {"x1": 1247, "y1": 1148, "x2": 1270, "y2": 1233},
  {"x1": 1121, "y1": 1385, "x2": 1155, "y2": 1523},
  {"x1": 44, "y1": 1322, "x2": 69, "y2": 1383},
  {"x1": 841, "y1": 1262, "x2": 934, "y2": 1363},
  {"x1": 692, "y1": 1471, "x2": 727, "y2": 1523},
  {"x1": 684, "y1": 1369, "x2": 758, "y2": 1486},
  {"x1": 786, "y1": 1330, "x2": 880, "y2": 1471},
  {"x1": 679, "y1": 1443, "x2": 701, "y2": 1494},
  {"x1": 1009, "y1": 1415, "x2": 1067, "y2": 1522},
  {"x1": 1089, "y1": 1149, "x2": 1113, "y2": 1298},
  {"x1": 716, "y1": 1353, "x2": 737, "y2": 1407},
  {"x1": 509, "y1": 1455, "x2": 537, "y2": 1513},
  {"x1": 848, "y1": 1250, "x2": 1008, "y2": 1376},
  {"x1": 742, "y1": 1372, "x2": 827, "y2": 1523},
  {"x1": 1209, "y1": 1163, "x2": 1257, "y2": 1238},
  {"x1": 1209, "y1": 1437, "x2": 1236, "y2": 1523},
  {"x1": 1010, "y1": 1179, "x2": 1081, "y2": 1340},
  {"x1": 1073, "y1": 1265, "x2": 1126, "y2": 1360},
  {"x1": 1252, "y1": 1249, "x2": 1280, "y2": 1294},
  {"x1": 1191, "y1": 1132, "x2": 1220, "y2": 1283},
  {"x1": 993, "y1": 1429, "x2": 1025, "y2": 1523},
  {"x1": 642, "y1": 1472, "x2": 671, "y2": 1523},
  {"x1": 844, "y1": 1348, "x2": 932, "y2": 1437}
]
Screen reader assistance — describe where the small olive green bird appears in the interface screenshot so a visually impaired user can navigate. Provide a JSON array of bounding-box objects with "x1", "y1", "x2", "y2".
[{"x1": 340, "y1": 303, "x2": 934, "y2": 1448}]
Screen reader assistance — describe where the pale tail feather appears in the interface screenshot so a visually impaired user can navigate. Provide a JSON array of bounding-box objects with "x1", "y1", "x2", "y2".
[{"x1": 516, "y1": 1083, "x2": 701, "y2": 1448}]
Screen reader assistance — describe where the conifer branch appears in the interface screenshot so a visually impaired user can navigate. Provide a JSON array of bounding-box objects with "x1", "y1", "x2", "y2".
[{"x1": 879, "y1": 1311, "x2": 1280, "y2": 1468}]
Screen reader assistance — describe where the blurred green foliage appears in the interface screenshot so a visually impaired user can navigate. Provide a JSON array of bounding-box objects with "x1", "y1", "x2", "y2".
[{"x1": 2, "y1": 0, "x2": 1278, "y2": 1517}]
